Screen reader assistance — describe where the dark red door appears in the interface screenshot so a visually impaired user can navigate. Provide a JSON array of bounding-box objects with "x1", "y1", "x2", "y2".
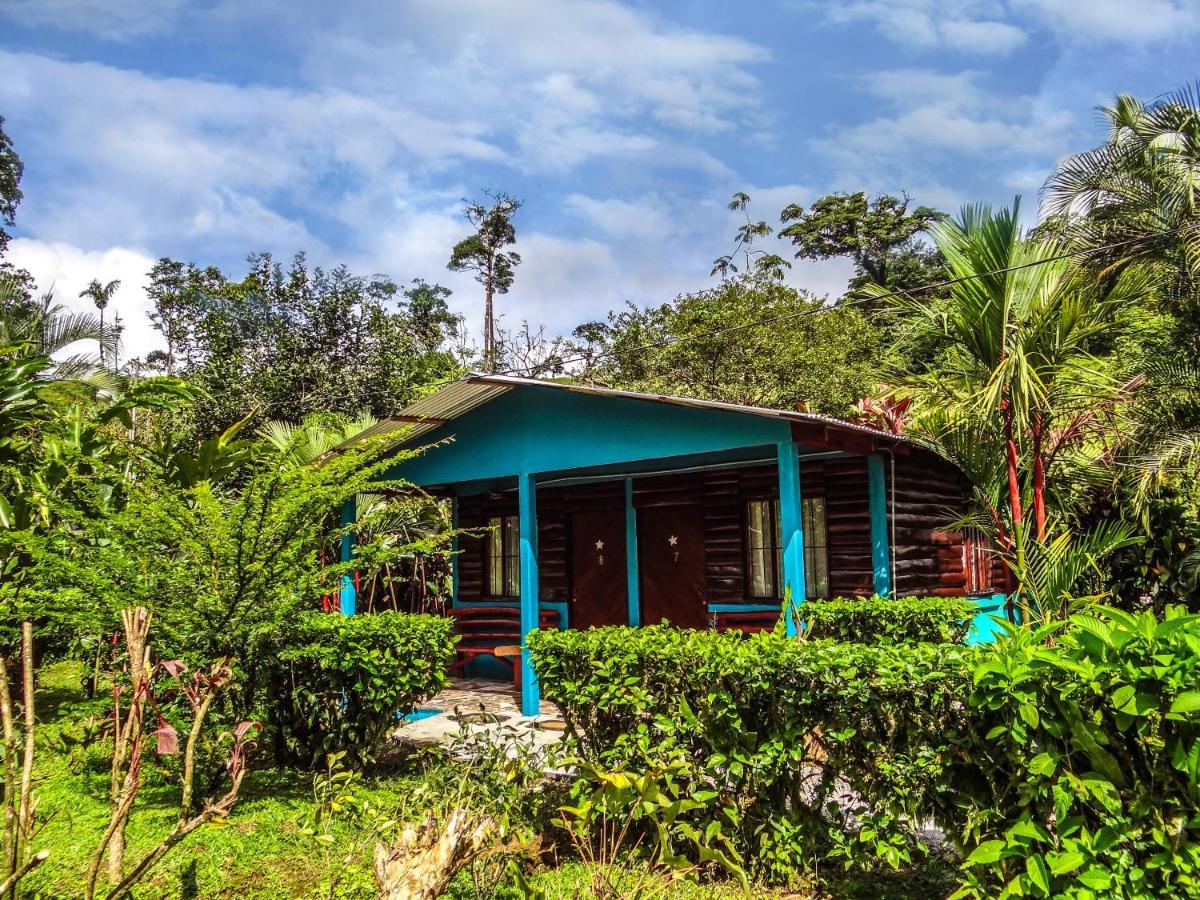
[
  {"x1": 638, "y1": 504, "x2": 707, "y2": 628},
  {"x1": 570, "y1": 510, "x2": 628, "y2": 629}
]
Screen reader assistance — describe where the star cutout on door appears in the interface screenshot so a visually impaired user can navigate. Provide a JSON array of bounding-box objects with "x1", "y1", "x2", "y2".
[
  {"x1": 668, "y1": 534, "x2": 678, "y2": 546},
  {"x1": 594, "y1": 539, "x2": 605, "y2": 551}
]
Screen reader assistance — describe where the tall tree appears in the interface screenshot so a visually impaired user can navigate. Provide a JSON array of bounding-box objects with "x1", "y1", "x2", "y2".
[
  {"x1": 1042, "y1": 85, "x2": 1200, "y2": 351},
  {"x1": 145, "y1": 253, "x2": 461, "y2": 438},
  {"x1": 0, "y1": 116, "x2": 22, "y2": 260},
  {"x1": 778, "y1": 192, "x2": 944, "y2": 301},
  {"x1": 447, "y1": 192, "x2": 522, "y2": 371},
  {"x1": 875, "y1": 201, "x2": 1148, "y2": 613},
  {"x1": 711, "y1": 192, "x2": 792, "y2": 280},
  {"x1": 79, "y1": 279, "x2": 121, "y2": 368},
  {"x1": 572, "y1": 273, "x2": 878, "y2": 415}
]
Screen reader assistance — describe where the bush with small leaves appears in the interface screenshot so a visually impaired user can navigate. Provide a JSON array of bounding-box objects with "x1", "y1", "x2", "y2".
[
  {"x1": 801, "y1": 595, "x2": 976, "y2": 644},
  {"x1": 273, "y1": 611, "x2": 455, "y2": 767},
  {"x1": 528, "y1": 625, "x2": 971, "y2": 884}
]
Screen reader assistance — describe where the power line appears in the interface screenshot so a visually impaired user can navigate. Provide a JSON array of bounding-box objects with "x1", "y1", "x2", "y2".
[
  {"x1": 475, "y1": 220, "x2": 1200, "y2": 381},
  {"x1": 319, "y1": 219, "x2": 1200, "y2": 404}
]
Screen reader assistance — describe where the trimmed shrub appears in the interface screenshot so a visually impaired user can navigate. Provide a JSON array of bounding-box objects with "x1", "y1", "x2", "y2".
[
  {"x1": 802, "y1": 595, "x2": 975, "y2": 643},
  {"x1": 528, "y1": 625, "x2": 971, "y2": 883},
  {"x1": 273, "y1": 611, "x2": 454, "y2": 767},
  {"x1": 950, "y1": 606, "x2": 1200, "y2": 899}
]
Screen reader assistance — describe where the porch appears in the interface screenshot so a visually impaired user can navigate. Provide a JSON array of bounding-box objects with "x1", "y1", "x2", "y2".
[{"x1": 341, "y1": 375, "x2": 995, "y2": 716}]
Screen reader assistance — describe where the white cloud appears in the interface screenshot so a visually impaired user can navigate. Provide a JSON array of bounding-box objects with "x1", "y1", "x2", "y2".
[
  {"x1": 813, "y1": 69, "x2": 1075, "y2": 207},
  {"x1": 815, "y1": 1, "x2": 1027, "y2": 54},
  {"x1": 0, "y1": 0, "x2": 184, "y2": 40},
  {"x1": 564, "y1": 194, "x2": 676, "y2": 243},
  {"x1": 0, "y1": 50, "x2": 504, "y2": 257},
  {"x1": 809, "y1": 0, "x2": 1198, "y2": 52},
  {"x1": 5, "y1": 238, "x2": 162, "y2": 362},
  {"x1": 1013, "y1": 0, "x2": 1200, "y2": 43}
]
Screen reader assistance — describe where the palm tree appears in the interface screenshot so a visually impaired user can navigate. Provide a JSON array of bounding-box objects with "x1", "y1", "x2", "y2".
[
  {"x1": 1044, "y1": 86, "x2": 1200, "y2": 599},
  {"x1": 873, "y1": 201, "x2": 1148, "y2": 616},
  {"x1": 1043, "y1": 86, "x2": 1200, "y2": 311},
  {"x1": 0, "y1": 274, "x2": 115, "y2": 391},
  {"x1": 78, "y1": 278, "x2": 120, "y2": 368},
  {"x1": 258, "y1": 412, "x2": 379, "y2": 469}
]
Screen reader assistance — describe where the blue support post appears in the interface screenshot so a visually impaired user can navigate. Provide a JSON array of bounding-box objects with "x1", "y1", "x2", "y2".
[
  {"x1": 625, "y1": 478, "x2": 640, "y2": 627},
  {"x1": 339, "y1": 497, "x2": 357, "y2": 615},
  {"x1": 517, "y1": 473, "x2": 540, "y2": 716},
  {"x1": 777, "y1": 440, "x2": 806, "y2": 636},
  {"x1": 867, "y1": 454, "x2": 892, "y2": 598}
]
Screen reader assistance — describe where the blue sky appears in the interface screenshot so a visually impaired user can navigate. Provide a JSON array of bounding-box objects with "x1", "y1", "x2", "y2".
[{"x1": 1, "y1": 0, "x2": 1197, "y2": 361}]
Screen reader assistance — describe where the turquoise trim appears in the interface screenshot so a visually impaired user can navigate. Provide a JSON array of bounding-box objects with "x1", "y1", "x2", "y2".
[
  {"x1": 518, "y1": 473, "x2": 540, "y2": 716},
  {"x1": 387, "y1": 386, "x2": 794, "y2": 487},
  {"x1": 867, "y1": 454, "x2": 892, "y2": 598},
  {"x1": 339, "y1": 497, "x2": 356, "y2": 615},
  {"x1": 776, "y1": 440, "x2": 806, "y2": 637},
  {"x1": 625, "y1": 478, "x2": 640, "y2": 627},
  {"x1": 967, "y1": 593, "x2": 1009, "y2": 645},
  {"x1": 707, "y1": 602, "x2": 780, "y2": 612}
]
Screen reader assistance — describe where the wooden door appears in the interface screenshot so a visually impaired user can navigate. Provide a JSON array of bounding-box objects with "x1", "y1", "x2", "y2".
[
  {"x1": 570, "y1": 509, "x2": 628, "y2": 629},
  {"x1": 638, "y1": 504, "x2": 707, "y2": 628}
]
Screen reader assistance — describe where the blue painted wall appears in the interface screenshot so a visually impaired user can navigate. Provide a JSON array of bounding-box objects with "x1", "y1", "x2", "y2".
[
  {"x1": 386, "y1": 386, "x2": 794, "y2": 487},
  {"x1": 967, "y1": 593, "x2": 1010, "y2": 644}
]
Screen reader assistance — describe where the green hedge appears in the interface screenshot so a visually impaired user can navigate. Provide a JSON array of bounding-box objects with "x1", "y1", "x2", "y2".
[
  {"x1": 273, "y1": 611, "x2": 454, "y2": 767},
  {"x1": 531, "y1": 608, "x2": 1200, "y2": 895},
  {"x1": 949, "y1": 606, "x2": 1200, "y2": 899},
  {"x1": 801, "y1": 595, "x2": 976, "y2": 643},
  {"x1": 528, "y1": 625, "x2": 971, "y2": 882}
]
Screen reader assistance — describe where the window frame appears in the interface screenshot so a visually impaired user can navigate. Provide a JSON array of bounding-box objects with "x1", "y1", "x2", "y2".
[
  {"x1": 744, "y1": 498, "x2": 782, "y2": 599},
  {"x1": 485, "y1": 514, "x2": 521, "y2": 598},
  {"x1": 742, "y1": 496, "x2": 830, "y2": 600}
]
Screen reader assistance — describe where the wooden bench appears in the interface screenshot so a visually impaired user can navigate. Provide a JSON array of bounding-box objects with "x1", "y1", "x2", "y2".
[
  {"x1": 711, "y1": 608, "x2": 782, "y2": 634},
  {"x1": 447, "y1": 606, "x2": 560, "y2": 681}
]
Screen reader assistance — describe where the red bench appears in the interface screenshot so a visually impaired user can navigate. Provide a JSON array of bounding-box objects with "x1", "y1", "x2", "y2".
[
  {"x1": 711, "y1": 608, "x2": 782, "y2": 634},
  {"x1": 447, "y1": 606, "x2": 560, "y2": 681}
]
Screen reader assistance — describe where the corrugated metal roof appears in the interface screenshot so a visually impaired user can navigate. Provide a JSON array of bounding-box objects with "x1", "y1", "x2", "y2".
[{"x1": 340, "y1": 373, "x2": 912, "y2": 451}]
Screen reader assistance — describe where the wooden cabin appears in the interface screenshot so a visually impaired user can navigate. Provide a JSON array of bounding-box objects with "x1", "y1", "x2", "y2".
[{"x1": 339, "y1": 374, "x2": 1005, "y2": 715}]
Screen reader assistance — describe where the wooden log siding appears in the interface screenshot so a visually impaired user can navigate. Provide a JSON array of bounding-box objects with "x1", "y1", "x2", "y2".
[
  {"x1": 454, "y1": 450, "x2": 974, "y2": 608},
  {"x1": 888, "y1": 448, "x2": 973, "y2": 597}
]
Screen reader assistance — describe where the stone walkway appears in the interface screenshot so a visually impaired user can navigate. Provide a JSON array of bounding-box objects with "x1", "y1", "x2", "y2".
[{"x1": 394, "y1": 677, "x2": 566, "y2": 750}]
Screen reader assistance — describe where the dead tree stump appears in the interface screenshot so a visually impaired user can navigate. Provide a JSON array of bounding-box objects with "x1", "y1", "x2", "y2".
[{"x1": 373, "y1": 808, "x2": 496, "y2": 900}]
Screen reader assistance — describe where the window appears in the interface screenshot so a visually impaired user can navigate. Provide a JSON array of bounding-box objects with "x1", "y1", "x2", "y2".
[
  {"x1": 486, "y1": 515, "x2": 520, "y2": 597},
  {"x1": 744, "y1": 497, "x2": 829, "y2": 599},
  {"x1": 745, "y1": 500, "x2": 780, "y2": 598},
  {"x1": 802, "y1": 497, "x2": 829, "y2": 598},
  {"x1": 964, "y1": 531, "x2": 994, "y2": 593}
]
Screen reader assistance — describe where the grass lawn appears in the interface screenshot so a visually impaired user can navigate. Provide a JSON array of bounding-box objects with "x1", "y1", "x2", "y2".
[{"x1": 21, "y1": 661, "x2": 953, "y2": 899}]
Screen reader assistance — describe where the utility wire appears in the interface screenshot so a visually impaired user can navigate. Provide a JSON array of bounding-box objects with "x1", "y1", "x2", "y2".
[
  {"x1": 480, "y1": 221, "x2": 1200, "y2": 381},
  {"x1": 325, "y1": 219, "x2": 1200, "y2": 404}
]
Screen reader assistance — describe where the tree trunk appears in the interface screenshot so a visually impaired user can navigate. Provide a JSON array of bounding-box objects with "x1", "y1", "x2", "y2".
[
  {"x1": 1031, "y1": 410, "x2": 1047, "y2": 542},
  {"x1": 109, "y1": 609, "x2": 151, "y2": 886},
  {"x1": 373, "y1": 809, "x2": 495, "y2": 900},
  {"x1": 15, "y1": 623, "x2": 35, "y2": 888},
  {"x1": 484, "y1": 280, "x2": 495, "y2": 373},
  {"x1": 1001, "y1": 399, "x2": 1030, "y2": 623},
  {"x1": 0, "y1": 655, "x2": 16, "y2": 892}
]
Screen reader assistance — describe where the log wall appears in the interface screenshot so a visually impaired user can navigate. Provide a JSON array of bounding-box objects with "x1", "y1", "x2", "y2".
[{"x1": 454, "y1": 449, "x2": 978, "y2": 605}]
